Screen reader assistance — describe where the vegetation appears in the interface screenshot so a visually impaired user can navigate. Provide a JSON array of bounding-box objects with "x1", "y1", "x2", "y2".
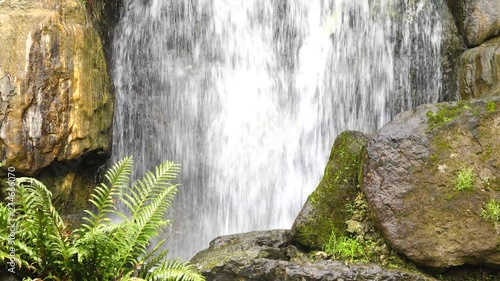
[
  {"x1": 486, "y1": 101, "x2": 497, "y2": 112},
  {"x1": 0, "y1": 157, "x2": 205, "y2": 281},
  {"x1": 426, "y1": 102, "x2": 476, "y2": 130},
  {"x1": 454, "y1": 167, "x2": 475, "y2": 191},
  {"x1": 323, "y1": 228, "x2": 366, "y2": 263},
  {"x1": 481, "y1": 199, "x2": 500, "y2": 222}
]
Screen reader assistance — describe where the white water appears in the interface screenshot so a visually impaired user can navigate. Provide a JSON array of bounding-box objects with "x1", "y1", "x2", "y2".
[{"x1": 112, "y1": 0, "x2": 442, "y2": 258}]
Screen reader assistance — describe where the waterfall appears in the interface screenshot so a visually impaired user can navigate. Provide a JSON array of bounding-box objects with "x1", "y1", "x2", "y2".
[{"x1": 111, "y1": 0, "x2": 442, "y2": 258}]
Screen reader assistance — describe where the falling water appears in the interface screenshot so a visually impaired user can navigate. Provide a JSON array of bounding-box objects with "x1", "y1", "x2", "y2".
[{"x1": 112, "y1": 0, "x2": 442, "y2": 258}]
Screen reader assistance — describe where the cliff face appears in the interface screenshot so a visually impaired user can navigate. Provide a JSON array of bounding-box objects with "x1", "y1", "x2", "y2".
[{"x1": 0, "y1": 0, "x2": 113, "y2": 213}]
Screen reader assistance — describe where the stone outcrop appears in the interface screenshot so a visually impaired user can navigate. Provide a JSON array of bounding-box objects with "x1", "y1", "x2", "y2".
[
  {"x1": 291, "y1": 131, "x2": 368, "y2": 249},
  {"x1": 459, "y1": 37, "x2": 500, "y2": 99},
  {"x1": 437, "y1": 1, "x2": 467, "y2": 102},
  {"x1": 446, "y1": 0, "x2": 500, "y2": 47},
  {"x1": 0, "y1": 0, "x2": 113, "y2": 175},
  {"x1": 361, "y1": 97, "x2": 500, "y2": 268},
  {"x1": 191, "y1": 230, "x2": 435, "y2": 281}
]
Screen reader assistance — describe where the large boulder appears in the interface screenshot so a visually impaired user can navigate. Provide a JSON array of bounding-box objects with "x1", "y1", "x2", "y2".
[
  {"x1": 291, "y1": 131, "x2": 368, "y2": 249},
  {"x1": 362, "y1": 97, "x2": 500, "y2": 268},
  {"x1": 459, "y1": 37, "x2": 500, "y2": 100},
  {"x1": 191, "y1": 230, "x2": 435, "y2": 281},
  {"x1": 446, "y1": 0, "x2": 500, "y2": 47},
  {"x1": 0, "y1": 0, "x2": 113, "y2": 175}
]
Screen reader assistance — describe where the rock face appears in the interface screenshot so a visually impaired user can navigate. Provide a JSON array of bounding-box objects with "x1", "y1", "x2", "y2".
[
  {"x1": 446, "y1": 0, "x2": 500, "y2": 47},
  {"x1": 362, "y1": 97, "x2": 500, "y2": 268},
  {"x1": 191, "y1": 230, "x2": 435, "y2": 281},
  {"x1": 437, "y1": 1, "x2": 467, "y2": 102},
  {"x1": 459, "y1": 37, "x2": 500, "y2": 99},
  {"x1": 0, "y1": 0, "x2": 113, "y2": 175},
  {"x1": 291, "y1": 131, "x2": 368, "y2": 249}
]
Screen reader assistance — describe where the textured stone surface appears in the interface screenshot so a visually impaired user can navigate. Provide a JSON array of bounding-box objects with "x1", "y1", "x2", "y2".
[
  {"x1": 362, "y1": 97, "x2": 500, "y2": 268},
  {"x1": 291, "y1": 131, "x2": 368, "y2": 249},
  {"x1": 191, "y1": 230, "x2": 435, "y2": 281},
  {"x1": 0, "y1": 0, "x2": 113, "y2": 175},
  {"x1": 438, "y1": 1, "x2": 467, "y2": 102},
  {"x1": 446, "y1": 0, "x2": 500, "y2": 47},
  {"x1": 459, "y1": 37, "x2": 500, "y2": 99}
]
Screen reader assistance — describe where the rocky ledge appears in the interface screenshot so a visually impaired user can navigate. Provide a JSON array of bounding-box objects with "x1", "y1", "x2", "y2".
[{"x1": 191, "y1": 230, "x2": 435, "y2": 281}]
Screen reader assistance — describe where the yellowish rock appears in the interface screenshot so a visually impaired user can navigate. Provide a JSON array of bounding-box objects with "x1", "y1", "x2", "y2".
[{"x1": 0, "y1": 0, "x2": 113, "y2": 175}]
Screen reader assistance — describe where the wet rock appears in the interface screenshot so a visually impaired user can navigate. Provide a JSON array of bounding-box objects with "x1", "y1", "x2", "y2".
[
  {"x1": 437, "y1": 1, "x2": 467, "y2": 101},
  {"x1": 291, "y1": 131, "x2": 368, "y2": 249},
  {"x1": 459, "y1": 37, "x2": 500, "y2": 100},
  {"x1": 446, "y1": 0, "x2": 500, "y2": 47},
  {"x1": 191, "y1": 230, "x2": 435, "y2": 281},
  {"x1": 362, "y1": 97, "x2": 500, "y2": 268}
]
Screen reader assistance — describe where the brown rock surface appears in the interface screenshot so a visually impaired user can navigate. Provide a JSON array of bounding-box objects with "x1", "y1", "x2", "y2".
[
  {"x1": 446, "y1": 0, "x2": 500, "y2": 47},
  {"x1": 0, "y1": 0, "x2": 113, "y2": 175},
  {"x1": 459, "y1": 37, "x2": 500, "y2": 100},
  {"x1": 361, "y1": 97, "x2": 500, "y2": 268}
]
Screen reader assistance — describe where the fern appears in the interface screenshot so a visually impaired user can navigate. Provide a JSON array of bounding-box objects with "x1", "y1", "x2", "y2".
[
  {"x1": 15, "y1": 177, "x2": 71, "y2": 277},
  {"x1": 114, "y1": 161, "x2": 180, "y2": 271},
  {"x1": 81, "y1": 156, "x2": 133, "y2": 231},
  {"x1": 0, "y1": 157, "x2": 205, "y2": 281},
  {"x1": 145, "y1": 259, "x2": 206, "y2": 281}
]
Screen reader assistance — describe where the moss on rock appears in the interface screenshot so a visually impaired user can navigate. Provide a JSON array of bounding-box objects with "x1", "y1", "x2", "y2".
[{"x1": 291, "y1": 131, "x2": 368, "y2": 249}]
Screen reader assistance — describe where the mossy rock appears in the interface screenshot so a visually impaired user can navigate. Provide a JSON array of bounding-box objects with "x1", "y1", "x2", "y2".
[
  {"x1": 191, "y1": 230, "x2": 436, "y2": 281},
  {"x1": 362, "y1": 97, "x2": 500, "y2": 268},
  {"x1": 291, "y1": 131, "x2": 368, "y2": 249}
]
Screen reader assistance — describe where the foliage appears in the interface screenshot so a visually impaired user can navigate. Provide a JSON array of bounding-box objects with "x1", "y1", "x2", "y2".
[
  {"x1": 454, "y1": 167, "x2": 475, "y2": 191},
  {"x1": 0, "y1": 157, "x2": 205, "y2": 281},
  {"x1": 481, "y1": 199, "x2": 500, "y2": 222},
  {"x1": 486, "y1": 101, "x2": 497, "y2": 112},
  {"x1": 323, "y1": 228, "x2": 367, "y2": 263}
]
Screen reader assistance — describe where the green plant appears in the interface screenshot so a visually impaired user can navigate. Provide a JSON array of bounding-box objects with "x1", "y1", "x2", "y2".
[
  {"x1": 0, "y1": 157, "x2": 205, "y2": 281},
  {"x1": 454, "y1": 167, "x2": 475, "y2": 191},
  {"x1": 481, "y1": 199, "x2": 500, "y2": 222},
  {"x1": 323, "y1": 228, "x2": 366, "y2": 263},
  {"x1": 486, "y1": 101, "x2": 497, "y2": 112}
]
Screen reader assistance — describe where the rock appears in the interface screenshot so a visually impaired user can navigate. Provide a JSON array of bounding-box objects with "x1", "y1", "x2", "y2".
[
  {"x1": 361, "y1": 97, "x2": 500, "y2": 268},
  {"x1": 191, "y1": 230, "x2": 435, "y2": 281},
  {"x1": 86, "y1": 0, "x2": 123, "y2": 62},
  {"x1": 291, "y1": 131, "x2": 368, "y2": 249},
  {"x1": 446, "y1": 0, "x2": 500, "y2": 47},
  {"x1": 459, "y1": 37, "x2": 500, "y2": 100},
  {"x1": 0, "y1": 0, "x2": 113, "y2": 175},
  {"x1": 437, "y1": 1, "x2": 467, "y2": 102}
]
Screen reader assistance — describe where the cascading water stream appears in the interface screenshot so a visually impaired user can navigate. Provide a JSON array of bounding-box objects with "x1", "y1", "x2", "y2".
[{"x1": 112, "y1": 0, "x2": 442, "y2": 258}]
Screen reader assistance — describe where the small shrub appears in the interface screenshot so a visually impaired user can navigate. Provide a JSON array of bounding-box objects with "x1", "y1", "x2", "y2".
[
  {"x1": 481, "y1": 199, "x2": 500, "y2": 222},
  {"x1": 323, "y1": 228, "x2": 366, "y2": 263},
  {"x1": 454, "y1": 167, "x2": 475, "y2": 191}
]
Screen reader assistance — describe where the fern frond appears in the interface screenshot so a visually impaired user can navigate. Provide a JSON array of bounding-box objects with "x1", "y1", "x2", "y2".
[
  {"x1": 124, "y1": 161, "x2": 180, "y2": 219},
  {"x1": 115, "y1": 161, "x2": 180, "y2": 270},
  {"x1": 14, "y1": 177, "x2": 70, "y2": 276},
  {"x1": 80, "y1": 156, "x2": 133, "y2": 232},
  {"x1": 145, "y1": 259, "x2": 205, "y2": 281},
  {"x1": 139, "y1": 245, "x2": 169, "y2": 278}
]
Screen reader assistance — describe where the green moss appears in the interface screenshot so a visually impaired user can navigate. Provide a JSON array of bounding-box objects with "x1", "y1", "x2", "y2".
[
  {"x1": 426, "y1": 102, "x2": 476, "y2": 130},
  {"x1": 294, "y1": 131, "x2": 368, "y2": 249}
]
